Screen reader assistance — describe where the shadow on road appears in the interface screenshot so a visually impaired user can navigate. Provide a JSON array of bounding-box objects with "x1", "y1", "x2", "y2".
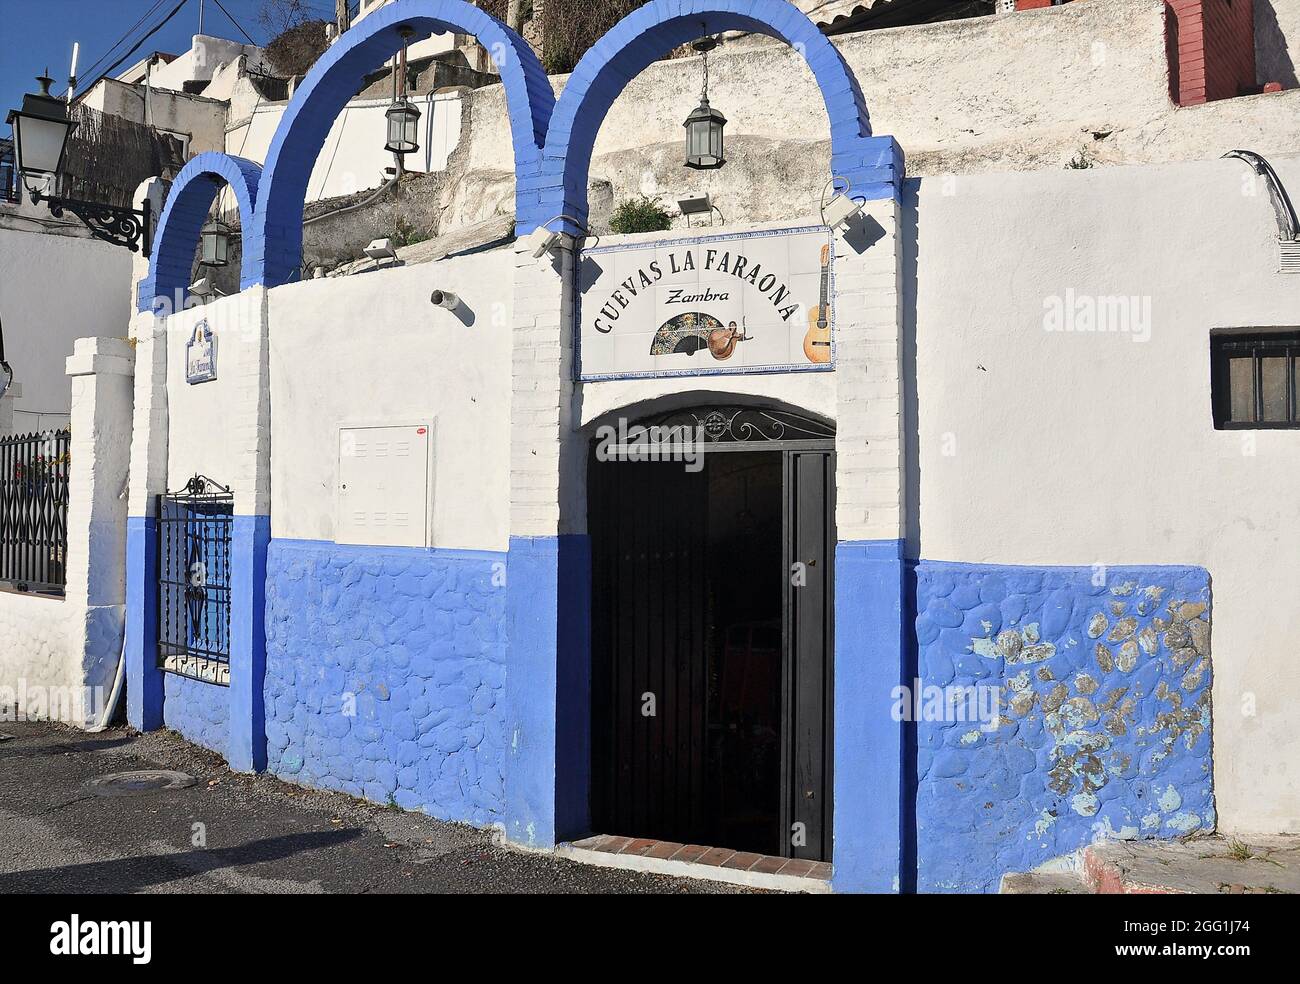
[{"x1": 0, "y1": 828, "x2": 364, "y2": 894}]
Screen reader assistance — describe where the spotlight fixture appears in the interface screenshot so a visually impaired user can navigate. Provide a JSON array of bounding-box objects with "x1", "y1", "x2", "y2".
[
  {"x1": 678, "y1": 193, "x2": 716, "y2": 227},
  {"x1": 365, "y1": 237, "x2": 400, "y2": 266},
  {"x1": 521, "y1": 214, "x2": 589, "y2": 259},
  {"x1": 188, "y1": 277, "x2": 225, "y2": 300},
  {"x1": 820, "y1": 177, "x2": 865, "y2": 231}
]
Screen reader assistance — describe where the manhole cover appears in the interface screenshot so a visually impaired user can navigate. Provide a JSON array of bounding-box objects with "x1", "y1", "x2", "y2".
[{"x1": 86, "y1": 770, "x2": 197, "y2": 796}]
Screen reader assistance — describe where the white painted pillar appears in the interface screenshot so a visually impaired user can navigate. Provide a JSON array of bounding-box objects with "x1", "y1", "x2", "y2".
[
  {"x1": 503, "y1": 234, "x2": 591, "y2": 847},
  {"x1": 64, "y1": 336, "x2": 136, "y2": 725},
  {"x1": 829, "y1": 197, "x2": 910, "y2": 893},
  {"x1": 508, "y1": 236, "x2": 583, "y2": 540},
  {"x1": 834, "y1": 198, "x2": 906, "y2": 543}
]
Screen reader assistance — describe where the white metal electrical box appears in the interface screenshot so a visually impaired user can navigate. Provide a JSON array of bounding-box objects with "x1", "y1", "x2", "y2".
[{"x1": 337, "y1": 424, "x2": 431, "y2": 547}]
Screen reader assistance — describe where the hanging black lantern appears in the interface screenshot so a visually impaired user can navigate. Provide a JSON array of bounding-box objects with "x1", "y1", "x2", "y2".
[
  {"x1": 385, "y1": 97, "x2": 421, "y2": 156},
  {"x1": 684, "y1": 37, "x2": 725, "y2": 170},
  {"x1": 200, "y1": 217, "x2": 232, "y2": 267},
  {"x1": 384, "y1": 27, "x2": 421, "y2": 156}
]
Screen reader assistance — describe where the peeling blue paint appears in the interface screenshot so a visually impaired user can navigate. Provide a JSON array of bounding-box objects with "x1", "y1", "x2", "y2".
[{"x1": 914, "y1": 562, "x2": 1213, "y2": 893}]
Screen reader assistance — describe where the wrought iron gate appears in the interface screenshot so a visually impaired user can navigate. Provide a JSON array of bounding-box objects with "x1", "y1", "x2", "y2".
[
  {"x1": 157, "y1": 475, "x2": 233, "y2": 685},
  {"x1": 589, "y1": 406, "x2": 836, "y2": 861},
  {"x1": 0, "y1": 429, "x2": 70, "y2": 593}
]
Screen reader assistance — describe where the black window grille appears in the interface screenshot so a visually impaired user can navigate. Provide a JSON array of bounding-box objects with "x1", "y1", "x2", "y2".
[
  {"x1": 157, "y1": 475, "x2": 233, "y2": 685},
  {"x1": 0, "y1": 429, "x2": 70, "y2": 594},
  {"x1": 1211, "y1": 330, "x2": 1300, "y2": 429}
]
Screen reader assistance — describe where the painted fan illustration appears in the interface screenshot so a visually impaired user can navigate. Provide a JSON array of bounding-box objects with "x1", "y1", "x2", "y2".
[{"x1": 650, "y1": 312, "x2": 724, "y2": 356}]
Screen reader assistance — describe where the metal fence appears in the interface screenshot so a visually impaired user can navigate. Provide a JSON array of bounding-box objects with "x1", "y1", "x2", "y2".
[
  {"x1": 157, "y1": 476, "x2": 234, "y2": 686},
  {"x1": 0, "y1": 429, "x2": 71, "y2": 593}
]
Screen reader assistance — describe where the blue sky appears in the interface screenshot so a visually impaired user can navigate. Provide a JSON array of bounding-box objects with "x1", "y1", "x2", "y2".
[{"x1": 1, "y1": 0, "x2": 339, "y2": 122}]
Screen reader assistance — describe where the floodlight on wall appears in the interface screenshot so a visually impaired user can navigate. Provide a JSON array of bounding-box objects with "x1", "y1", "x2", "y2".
[
  {"x1": 365, "y1": 237, "x2": 399, "y2": 266},
  {"x1": 188, "y1": 277, "x2": 225, "y2": 300},
  {"x1": 820, "y1": 176, "x2": 865, "y2": 231},
  {"x1": 678, "y1": 193, "x2": 721, "y2": 228},
  {"x1": 522, "y1": 214, "x2": 590, "y2": 259}
]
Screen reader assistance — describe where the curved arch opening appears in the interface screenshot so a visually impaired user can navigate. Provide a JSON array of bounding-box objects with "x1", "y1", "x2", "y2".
[
  {"x1": 251, "y1": 0, "x2": 555, "y2": 288},
  {"x1": 539, "y1": 0, "x2": 896, "y2": 234},
  {"x1": 140, "y1": 153, "x2": 262, "y2": 315}
]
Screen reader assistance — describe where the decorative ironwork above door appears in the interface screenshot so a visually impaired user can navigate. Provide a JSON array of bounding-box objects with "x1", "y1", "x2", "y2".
[{"x1": 632, "y1": 405, "x2": 836, "y2": 450}]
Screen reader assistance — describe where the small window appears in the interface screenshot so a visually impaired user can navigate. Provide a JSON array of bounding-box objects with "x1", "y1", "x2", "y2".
[{"x1": 1212, "y1": 331, "x2": 1300, "y2": 429}]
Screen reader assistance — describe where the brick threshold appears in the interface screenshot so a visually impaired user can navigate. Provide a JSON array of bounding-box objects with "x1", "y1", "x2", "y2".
[{"x1": 561, "y1": 834, "x2": 832, "y2": 893}]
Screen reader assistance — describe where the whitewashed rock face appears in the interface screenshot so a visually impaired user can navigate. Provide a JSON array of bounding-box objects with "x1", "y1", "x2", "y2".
[{"x1": 0, "y1": 593, "x2": 73, "y2": 720}]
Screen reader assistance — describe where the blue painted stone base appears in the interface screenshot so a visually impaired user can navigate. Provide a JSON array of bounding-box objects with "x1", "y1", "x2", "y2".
[
  {"x1": 502, "y1": 535, "x2": 592, "y2": 849},
  {"x1": 263, "y1": 539, "x2": 509, "y2": 825},
  {"x1": 913, "y1": 562, "x2": 1213, "y2": 893},
  {"x1": 832, "y1": 539, "x2": 907, "y2": 893},
  {"x1": 163, "y1": 672, "x2": 230, "y2": 755},
  {"x1": 125, "y1": 516, "x2": 163, "y2": 731}
]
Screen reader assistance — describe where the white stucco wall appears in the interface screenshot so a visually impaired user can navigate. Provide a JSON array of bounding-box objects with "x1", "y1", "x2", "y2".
[
  {"x1": 162, "y1": 290, "x2": 268, "y2": 507},
  {"x1": 907, "y1": 154, "x2": 1300, "y2": 836},
  {"x1": 267, "y1": 248, "x2": 513, "y2": 551},
  {"x1": 148, "y1": 36, "x2": 273, "y2": 91},
  {"x1": 0, "y1": 225, "x2": 132, "y2": 433}
]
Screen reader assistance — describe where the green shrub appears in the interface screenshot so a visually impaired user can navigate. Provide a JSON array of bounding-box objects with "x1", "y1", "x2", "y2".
[{"x1": 609, "y1": 196, "x2": 673, "y2": 235}]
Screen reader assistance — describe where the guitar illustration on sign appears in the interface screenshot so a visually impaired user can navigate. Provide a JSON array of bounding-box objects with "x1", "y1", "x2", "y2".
[{"x1": 802, "y1": 244, "x2": 832, "y2": 364}]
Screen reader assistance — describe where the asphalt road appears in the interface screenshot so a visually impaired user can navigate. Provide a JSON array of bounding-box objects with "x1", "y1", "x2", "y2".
[{"x1": 0, "y1": 719, "x2": 745, "y2": 894}]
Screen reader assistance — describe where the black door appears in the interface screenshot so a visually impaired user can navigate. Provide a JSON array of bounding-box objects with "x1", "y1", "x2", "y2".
[
  {"x1": 589, "y1": 407, "x2": 836, "y2": 860},
  {"x1": 783, "y1": 449, "x2": 835, "y2": 861}
]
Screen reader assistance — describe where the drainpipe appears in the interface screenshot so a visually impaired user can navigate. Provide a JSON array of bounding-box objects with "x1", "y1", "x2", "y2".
[
  {"x1": 0, "y1": 311, "x2": 13, "y2": 402},
  {"x1": 144, "y1": 54, "x2": 154, "y2": 128},
  {"x1": 1222, "y1": 150, "x2": 1299, "y2": 241}
]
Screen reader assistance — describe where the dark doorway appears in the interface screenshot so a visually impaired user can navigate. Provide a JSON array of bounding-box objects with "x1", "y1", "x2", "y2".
[{"x1": 588, "y1": 406, "x2": 836, "y2": 861}]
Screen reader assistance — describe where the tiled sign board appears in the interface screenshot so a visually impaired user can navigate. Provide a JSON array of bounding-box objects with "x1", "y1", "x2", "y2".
[{"x1": 576, "y1": 226, "x2": 835, "y2": 380}]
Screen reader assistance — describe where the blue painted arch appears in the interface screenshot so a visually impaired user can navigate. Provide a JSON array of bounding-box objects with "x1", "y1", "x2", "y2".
[
  {"x1": 139, "y1": 152, "x2": 262, "y2": 313},
  {"x1": 250, "y1": 0, "x2": 555, "y2": 288},
  {"x1": 533, "y1": 0, "x2": 903, "y2": 235}
]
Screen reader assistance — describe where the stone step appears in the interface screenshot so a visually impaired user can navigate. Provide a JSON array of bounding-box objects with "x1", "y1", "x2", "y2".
[
  {"x1": 999, "y1": 871, "x2": 1090, "y2": 894},
  {"x1": 1084, "y1": 837, "x2": 1299, "y2": 895}
]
